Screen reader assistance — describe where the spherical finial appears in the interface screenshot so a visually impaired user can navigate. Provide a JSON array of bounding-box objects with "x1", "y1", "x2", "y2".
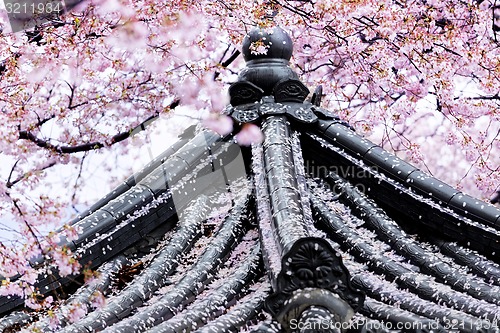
[{"x1": 242, "y1": 26, "x2": 293, "y2": 62}]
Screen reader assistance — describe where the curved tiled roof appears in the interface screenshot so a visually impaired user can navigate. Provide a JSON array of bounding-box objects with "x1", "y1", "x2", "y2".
[{"x1": 1, "y1": 27, "x2": 500, "y2": 333}]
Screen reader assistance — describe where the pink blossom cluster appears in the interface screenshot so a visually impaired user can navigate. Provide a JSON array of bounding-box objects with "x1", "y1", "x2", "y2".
[{"x1": 0, "y1": 0, "x2": 497, "y2": 310}]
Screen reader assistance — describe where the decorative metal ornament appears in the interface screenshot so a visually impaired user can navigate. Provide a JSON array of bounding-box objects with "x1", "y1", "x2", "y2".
[
  {"x1": 273, "y1": 79, "x2": 310, "y2": 103},
  {"x1": 229, "y1": 81, "x2": 264, "y2": 106},
  {"x1": 286, "y1": 103, "x2": 318, "y2": 123},
  {"x1": 241, "y1": 26, "x2": 294, "y2": 62},
  {"x1": 228, "y1": 26, "x2": 321, "y2": 125},
  {"x1": 231, "y1": 103, "x2": 261, "y2": 123},
  {"x1": 265, "y1": 237, "x2": 365, "y2": 318},
  {"x1": 311, "y1": 85, "x2": 323, "y2": 107}
]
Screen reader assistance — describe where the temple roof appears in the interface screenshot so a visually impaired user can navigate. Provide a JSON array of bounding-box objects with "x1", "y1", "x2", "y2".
[{"x1": 1, "y1": 27, "x2": 500, "y2": 333}]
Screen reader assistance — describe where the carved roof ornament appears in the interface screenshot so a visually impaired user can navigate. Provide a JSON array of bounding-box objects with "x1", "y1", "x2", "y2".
[{"x1": 226, "y1": 26, "x2": 340, "y2": 125}]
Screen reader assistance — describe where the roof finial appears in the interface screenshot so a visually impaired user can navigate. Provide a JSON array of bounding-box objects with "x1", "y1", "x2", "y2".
[
  {"x1": 241, "y1": 26, "x2": 293, "y2": 63},
  {"x1": 232, "y1": 26, "x2": 300, "y2": 97}
]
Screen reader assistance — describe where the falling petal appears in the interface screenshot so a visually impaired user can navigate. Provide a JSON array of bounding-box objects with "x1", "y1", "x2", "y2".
[
  {"x1": 235, "y1": 123, "x2": 263, "y2": 146},
  {"x1": 202, "y1": 114, "x2": 233, "y2": 136}
]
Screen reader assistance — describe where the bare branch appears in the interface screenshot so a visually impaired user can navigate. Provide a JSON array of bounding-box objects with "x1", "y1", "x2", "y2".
[
  {"x1": 18, "y1": 100, "x2": 179, "y2": 154},
  {"x1": 214, "y1": 49, "x2": 241, "y2": 80},
  {"x1": 7, "y1": 161, "x2": 57, "y2": 189}
]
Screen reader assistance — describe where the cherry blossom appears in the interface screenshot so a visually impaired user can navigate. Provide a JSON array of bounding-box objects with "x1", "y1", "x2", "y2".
[
  {"x1": 235, "y1": 123, "x2": 264, "y2": 146},
  {"x1": 0, "y1": 0, "x2": 497, "y2": 312},
  {"x1": 249, "y1": 40, "x2": 270, "y2": 55},
  {"x1": 64, "y1": 303, "x2": 87, "y2": 323},
  {"x1": 202, "y1": 113, "x2": 234, "y2": 136},
  {"x1": 90, "y1": 291, "x2": 106, "y2": 309}
]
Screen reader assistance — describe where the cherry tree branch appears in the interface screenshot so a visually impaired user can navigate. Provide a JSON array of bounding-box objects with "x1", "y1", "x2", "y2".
[
  {"x1": 213, "y1": 49, "x2": 241, "y2": 80},
  {"x1": 466, "y1": 93, "x2": 500, "y2": 100},
  {"x1": 5, "y1": 192, "x2": 44, "y2": 256},
  {"x1": 71, "y1": 153, "x2": 87, "y2": 209},
  {"x1": 6, "y1": 161, "x2": 57, "y2": 189},
  {"x1": 6, "y1": 159, "x2": 21, "y2": 188},
  {"x1": 18, "y1": 100, "x2": 179, "y2": 154}
]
